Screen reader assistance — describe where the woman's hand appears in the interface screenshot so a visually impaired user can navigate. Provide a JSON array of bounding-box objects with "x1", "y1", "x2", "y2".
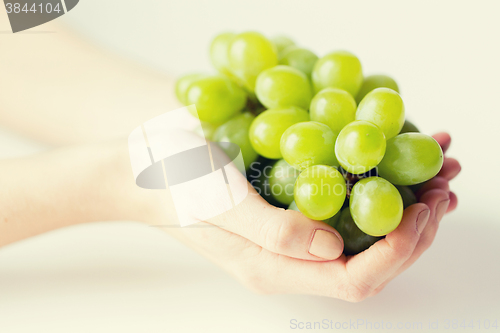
[{"x1": 136, "y1": 131, "x2": 459, "y2": 302}]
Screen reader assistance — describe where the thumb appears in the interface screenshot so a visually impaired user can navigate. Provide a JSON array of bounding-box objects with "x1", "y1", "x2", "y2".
[{"x1": 208, "y1": 183, "x2": 344, "y2": 261}]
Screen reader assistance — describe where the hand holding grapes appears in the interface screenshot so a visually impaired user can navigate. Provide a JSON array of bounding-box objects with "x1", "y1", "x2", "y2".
[{"x1": 144, "y1": 131, "x2": 459, "y2": 302}]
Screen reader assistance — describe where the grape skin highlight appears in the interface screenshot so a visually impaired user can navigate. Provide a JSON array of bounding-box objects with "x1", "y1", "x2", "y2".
[
  {"x1": 294, "y1": 165, "x2": 346, "y2": 220},
  {"x1": 350, "y1": 177, "x2": 404, "y2": 237},
  {"x1": 228, "y1": 32, "x2": 278, "y2": 92},
  {"x1": 310, "y1": 87, "x2": 357, "y2": 135},
  {"x1": 356, "y1": 87, "x2": 405, "y2": 140},
  {"x1": 335, "y1": 120, "x2": 386, "y2": 175},
  {"x1": 377, "y1": 133, "x2": 444, "y2": 185},
  {"x1": 280, "y1": 121, "x2": 339, "y2": 171},
  {"x1": 249, "y1": 106, "x2": 309, "y2": 159},
  {"x1": 186, "y1": 75, "x2": 247, "y2": 124},
  {"x1": 312, "y1": 51, "x2": 363, "y2": 97},
  {"x1": 255, "y1": 65, "x2": 312, "y2": 110}
]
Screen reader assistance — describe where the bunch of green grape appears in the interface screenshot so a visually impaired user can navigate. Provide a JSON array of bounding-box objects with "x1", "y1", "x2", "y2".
[{"x1": 175, "y1": 31, "x2": 444, "y2": 256}]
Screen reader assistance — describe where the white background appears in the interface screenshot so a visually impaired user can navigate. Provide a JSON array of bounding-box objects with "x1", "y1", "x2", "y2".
[{"x1": 1, "y1": 1, "x2": 500, "y2": 332}]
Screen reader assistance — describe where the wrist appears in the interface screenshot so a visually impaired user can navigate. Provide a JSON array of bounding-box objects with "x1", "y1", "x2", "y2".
[{"x1": 87, "y1": 140, "x2": 175, "y2": 226}]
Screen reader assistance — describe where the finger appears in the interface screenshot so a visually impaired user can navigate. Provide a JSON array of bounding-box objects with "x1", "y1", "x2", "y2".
[
  {"x1": 202, "y1": 142, "x2": 344, "y2": 262},
  {"x1": 448, "y1": 191, "x2": 458, "y2": 212},
  {"x1": 344, "y1": 203, "x2": 430, "y2": 294},
  {"x1": 369, "y1": 189, "x2": 450, "y2": 296},
  {"x1": 432, "y1": 132, "x2": 451, "y2": 154},
  {"x1": 438, "y1": 158, "x2": 461, "y2": 180},
  {"x1": 208, "y1": 183, "x2": 344, "y2": 261},
  {"x1": 416, "y1": 176, "x2": 449, "y2": 199}
]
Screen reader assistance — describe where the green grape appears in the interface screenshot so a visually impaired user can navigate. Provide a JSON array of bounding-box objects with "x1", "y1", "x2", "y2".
[
  {"x1": 194, "y1": 121, "x2": 220, "y2": 140},
  {"x1": 271, "y1": 35, "x2": 295, "y2": 56},
  {"x1": 334, "y1": 208, "x2": 382, "y2": 255},
  {"x1": 213, "y1": 112, "x2": 258, "y2": 169},
  {"x1": 228, "y1": 32, "x2": 278, "y2": 92},
  {"x1": 279, "y1": 46, "x2": 318, "y2": 77},
  {"x1": 175, "y1": 73, "x2": 208, "y2": 105},
  {"x1": 396, "y1": 185, "x2": 418, "y2": 209},
  {"x1": 249, "y1": 106, "x2": 309, "y2": 159},
  {"x1": 209, "y1": 32, "x2": 236, "y2": 77},
  {"x1": 355, "y1": 74, "x2": 399, "y2": 104},
  {"x1": 269, "y1": 159, "x2": 300, "y2": 205},
  {"x1": 312, "y1": 51, "x2": 363, "y2": 96},
  {"x1": 294, "y1": 165, "x2": 346, "y2": 220},
  {"x1": 335, "y1": 120, "x2": 386, "y2": 175},
  {"x1": 399, "y1": 120, "x2": 420, "y2": 134},
  {"x1": 350, "y1": 177, "x2": 404, "y2": 236},
  {"x1": 186, "y1": 75, "x2": 247, "y2": 124},
  {"x1": 356, "y1": 87, "x2": 405, "y2": 140},
  {"x1": 251, "y1": 161, "x2": 283, "y2": 207},
  {"x1": 377, "y1": 133, "x2": 444, "y2": 185},
  {"x1": 310, "y1": 88, "x2": 357, "y2": 134},
  {"x1": 255, "y1": 65, "x2": 312, "y2": 110},
  {"x1": 280, "y1": 121, "x2": 338, "y2": 171},
  {"x1": 288, "y1": 200, "x2": 342, "y2": 227}
]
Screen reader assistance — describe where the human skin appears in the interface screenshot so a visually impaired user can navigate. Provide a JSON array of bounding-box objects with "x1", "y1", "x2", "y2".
[
  {"x1": 0, "y1": 13, "x2": 460, "y2": 301},
  {"x1": 0, "y1": 133, "x2": 459, "y2": 302}
]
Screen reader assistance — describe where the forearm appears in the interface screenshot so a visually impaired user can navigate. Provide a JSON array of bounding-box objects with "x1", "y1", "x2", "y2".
[
  {"x1": 0, "y1": 142, "x2": 166, "y2": 247},
  {"x1": 0, "y1": 12, "x2": 180, "y2": 145}
]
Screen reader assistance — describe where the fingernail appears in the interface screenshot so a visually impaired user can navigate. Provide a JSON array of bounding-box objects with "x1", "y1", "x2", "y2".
[
  {"x1": 309, "y1": 229, "x2": 343, "y2": 260},
  {"x1": 416, "y1": 209, "x2": 430, "y2": 234},
  {"x1": 436, "y1": 199, "x2": 450, "y2": 222}
]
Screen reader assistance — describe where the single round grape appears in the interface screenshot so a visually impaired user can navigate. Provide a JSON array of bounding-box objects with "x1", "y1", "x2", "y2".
[
  {"x1": 312, "y1": 51, "x2": 363, "y2": 97},
  {"x1": 255, "y1": 65, "x2": 312, "y2": 110},
  {"x1": 310, "y1": 87, "x2": 357, "y2": 134},
  {"x1": 186, "y1": 75, "x2": 247, "y2": 124},
  {"x1": 396, "y1": 185, "x2": 418, "y2": 209},
  {"x1": 350, "y1": 177, "x2": 404, "y2": 236},
  {"x1": 280, "y1": 121, "x2": 338, "y2": 171},
  {"x1": 175, "y1": 73, "x2": 208, "y2": 105},
  {"x1": 279, "y1": 46, "x2": 318, "y2": 77},
  {"x1": 335, "y1": 120, "x2": 386, "y2": 175},
  {"x1": 194, "y1": 121, "x2": 220, "y2": 140},
  {"x1": 250, "y1": 160, "x2": 283, "y2": 207},
  {"x1": 271, "y1": 35, "x2": 295, "y2": 56},
  {"x1": 334, "y1": 208, "x2": 382, "y2": 255},
  {"x1": 294, "y1": 165, "x2": 346, "y2": 220},
  {"x1": 209, "y1": 32, "x2": 236, "y2": 77},
  {"x1": 356, "y1": 87, "x2": 405, "y2": 140},
  {"x1": 213, "y1": 112, "x2": 258, "y2": 169},
  {"x1": 249, "y1": 106, "x2": 309, "y2": 159},
  {"x1": 377, "y1": 133, "x2": 444, "y2": 185},
  {"x1": 399, "y1": 120, "x2": 420, "y2": 134},
  {"x1": 269, "y1": 159, "x2": 300, "y2": 205},
  {"x1": 228, "y1": 32, "x2": 278, "y2": 92},
  {"x1": 288, "y1": 201, "x2": 342, "y2": 227},
  {"x1": 355, "y1": 74, "x2": 399, "y2": 104}
]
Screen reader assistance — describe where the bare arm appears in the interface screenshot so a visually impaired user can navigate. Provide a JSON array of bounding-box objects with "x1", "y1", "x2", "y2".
[
  {"x1": 0, "y1": 141, "x2": 167, "y2": 247},
  {"x1": 0, "y1": 11, "x2": 180, "y2": 145}
]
